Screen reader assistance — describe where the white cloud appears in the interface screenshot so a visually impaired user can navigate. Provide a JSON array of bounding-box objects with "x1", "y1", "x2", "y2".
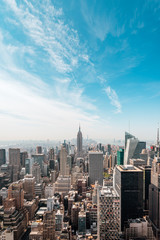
[
  {"x1": 0, "y1": 27, "x2": 107, "y2": 140},
  {"x1": 0, "y1": 71, "x2": 105, "y2": 140},
  {"x1": 105, "y1": 86, "x2": 122, "y2": 113},
  {"x1": 0, "y1": 1, "x2": 113, "y2": 140},
  {"x1": 4, "y1": 0, "x2": 87, "y2": 73},
  {"x1": 81, "y1": 1, "x2": 125, "y2": 41}
]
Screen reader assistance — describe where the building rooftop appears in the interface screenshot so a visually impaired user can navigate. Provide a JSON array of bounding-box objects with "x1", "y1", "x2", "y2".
[
  {"x1": 100, "y1": 186, "x2": 119, "y2": 198},
  {"x1": 89, "y1": 151, "x2": 103, "y2": 155},
  {"x1": 117, "y1": 165, "x2": 143, "y2": 172},
  {"x1": 128, "y1": 218, "x2": 146, "y2": 224}
]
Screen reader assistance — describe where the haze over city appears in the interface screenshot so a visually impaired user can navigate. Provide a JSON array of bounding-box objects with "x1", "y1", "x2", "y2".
[
  {"x1": 0, "y1": 0, "x2": 160, "y2": 141},
  {"x1": 1, "y1": 1, "x2": 160, "y2": 239}
]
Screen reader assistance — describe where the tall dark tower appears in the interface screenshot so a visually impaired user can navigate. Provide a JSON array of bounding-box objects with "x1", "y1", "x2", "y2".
[
  {"x1": 114, "y1": 165, "x2": 143, "y2": 231},
  {"x1": 0, "y1": 149, "x2": 6, "y2": 166},
  {"x1": 77, "y1": 125, "x2": 82, "y2": 157}
]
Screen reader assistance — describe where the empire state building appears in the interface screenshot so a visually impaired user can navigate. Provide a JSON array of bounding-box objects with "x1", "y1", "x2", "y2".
[{"x1": 77, "y1": 126, "x2": 82, "y2": 157}]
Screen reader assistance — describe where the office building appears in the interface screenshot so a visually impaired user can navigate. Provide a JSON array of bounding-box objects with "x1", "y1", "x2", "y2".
[
  {"x1": 149, "y1": 155, "x2": 160, "y2": 239},
  {"x1": 0, "y1": 187, "x2": 8, "y2": 200},
  {"x1": 55, "y1": 210, "x2": 63, "y2": 231},
  {"x1": 77, "y1": 126, "x2": 83, "y2": 157},
  {"x1": 36, "y1": 146, "x2": 42, "y2": 154},
  {"x1": 29, "y1": 221, "x2": 43, "y2": 240},
  {"x1": 3, "y1": 206, "x2": 28, "y2": 240},
  {"x1": 49, "y1": 148, "x2": 54, "y2": 160},
  {"x1": 117, "y1": 148, "x2": 124, "y2": 165},
  {"x1": 47, "y1": 197, "x2": 55, "y2": 211},
  {"x1": 129, "y1": 158, "x2": 146, "y2": 167},
  {"x1": 9, "y1": 148, "x2": 20, "y2": 165},
  {"x1": 97, "y1": 186, "x2": 120, "y2": 240},
  {"x1": 23, "y1": 174, "x2": 35, "y2": 200},
  {"x1": 49, "y1": 159, "x2": 55, "y2": 170},
  {"x1": 31, "y1": 154, "x2": 45, "y2": 172},
  {"x1": 55, "y1": 176, "x2": 71, "y2": 195},
  {"x1": 107, "y1": 144, "x2": 111, "y2": 155},
  {"x1": 34, "y1": 183, "x2": 43, "y2": 198},
  {"x1": 20, "y1": 151, "x2": 28, "y2": 168},
  {"x1": 9, "y1": 148, "x2": 21, "y2": 182},
  {"x1": 125, "y1": 132, "x2": 135, "y2": 148},
  {"x1": 71, "y1": 203, "x2": 79, "y2": 232},
  {"x1": 0, "y1": 149, "x2": 6, "y2": 166},
  {"x1": 78, "y1": 210, "x2": 86, "y2": 236},
  {"x1": 32, "y1": 162, "x2": 41, "y2": 183},
  {"x1": 45, "y1": 184, "x2": 55, "y2": 198},
  {"x1": 89, "y1": 152, "x2": 103, "y2": 185},
  {"x1": 124, "y1": 218, "x2": 154, "y2": 240},
  {"x1": 43, "y1": 210, "x2": 55, "y2": 240},
  {"x1": 124, "y1": 132, "x2": 146, "y2": 165},
  {"x1": 60, "y1": 145, "x2": 70, "y2": 176},
  {"x1": 114, "y1": 165, "x2": 143, "y2": 230},
  {"x1": 140, "y1": 149, "x2": 148, "y2": 165},
  {"x1": 8, "y1": 181, "x2": 24, "y2": 210},
  {"x1": 25, "y1": 158, "x2": 34, "y2": 174},
  {"x1": 139, "y1": 165, "x2": 151, "y2": 211}
]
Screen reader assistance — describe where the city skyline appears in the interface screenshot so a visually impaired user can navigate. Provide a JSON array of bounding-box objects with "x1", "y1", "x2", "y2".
[{"x1": 0, "y1": 0, "x2": 160, "y2": 141}]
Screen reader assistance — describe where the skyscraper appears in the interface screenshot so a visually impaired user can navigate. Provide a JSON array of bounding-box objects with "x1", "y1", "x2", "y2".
[
  {"x1": 60, "y1": 145, "x2": 70, "y2": 176},
  {"x1": 149, "y1": 155, "x2": 160, "y2": 239},
  {"x1": 0, "y1": 149, "x2": 6, "y2": 166},
  {"x1": 125, "y1": 132, "x2": 135, "y2": 148},
  {"x1": 9, "y1": 148, "x2": 20, "y2": 165},
  {"x1": 117, "y1": 148, "x2": 124, "y2": 165},
  {"x1": 20, "y1": 151, "x2": 28, "y2": 168},
  {"x1": 32, "y1": 162, "x2": 41, "y2": 183},
  {"x1": 36, "y1": 146, "x2": 42, "y2": 154},
  {"x1": 9, "y1": 148, "x2": 21, "y2": 182},
  {"x1": 77, "y1": 126, "x2": 82, "y2": 157},
  {"x1": 97, "y1": 186, "x2": 120, "y2": 240},
  {"x1": 89, "y1": 152, "x2": 103, "y2": 185},
  {"x1": 114, "y1": 165, "x2": 143, "y2": 230},
  {"x1": 124, "y1": 132, "x2": 146, "y2": 165}
]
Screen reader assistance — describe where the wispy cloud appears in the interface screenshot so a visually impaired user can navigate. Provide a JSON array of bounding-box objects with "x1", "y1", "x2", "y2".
[
  {"x1": 4, "y1": 0, "x2": 88, "y2": 73},
  {"x1": 105, "y1": 86, "x2": 122, "y2": 113},
  {"x1": 0, "y1": 13, "x2": 105, "y2": 140},
  {"x1": 81, "y1": 1, "x2": 125, "y2": 41}
]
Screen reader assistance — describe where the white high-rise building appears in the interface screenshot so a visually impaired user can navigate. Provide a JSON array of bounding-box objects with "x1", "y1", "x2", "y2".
[
  {"x1": 97, "y1": 186, "x2": 120, "y2": 240},
  {"x1": 124, "y1": 132, "x2": 146, "y2": 165}
]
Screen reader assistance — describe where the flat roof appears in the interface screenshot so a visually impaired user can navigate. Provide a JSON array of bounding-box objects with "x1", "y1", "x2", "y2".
[
  {"x1": 117, "y1": 165, "x2": 142, "y2": 172},
  {"x1": 88, "y1": 151, "x2": 103, "y2": 154}
]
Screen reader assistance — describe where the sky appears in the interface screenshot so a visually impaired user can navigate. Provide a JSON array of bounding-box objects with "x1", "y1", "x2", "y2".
[{"x1": 0, "y1": 0, "x2": 160, "y2": 142}]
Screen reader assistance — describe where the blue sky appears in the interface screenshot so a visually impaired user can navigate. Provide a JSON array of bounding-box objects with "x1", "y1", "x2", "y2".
[{"x1": 0, "y1": 0, "x2": 160, "y2": 141}]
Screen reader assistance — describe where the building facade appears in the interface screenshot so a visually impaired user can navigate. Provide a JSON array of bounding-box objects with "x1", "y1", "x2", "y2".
[
  {"x1": 114, "y1": 165, "x2": 143, "y2": 230},
  {"x1": 89, "y1": 152, "x2": 103, "y2": 185},
  {"x1": 97, "y1": 186, "x2": 120, "y2": 240}
]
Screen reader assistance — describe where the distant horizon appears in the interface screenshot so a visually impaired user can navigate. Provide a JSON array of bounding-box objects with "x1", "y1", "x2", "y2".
[{"x1": 0, "y1": 136, "x2": 156, "y2": 146}]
